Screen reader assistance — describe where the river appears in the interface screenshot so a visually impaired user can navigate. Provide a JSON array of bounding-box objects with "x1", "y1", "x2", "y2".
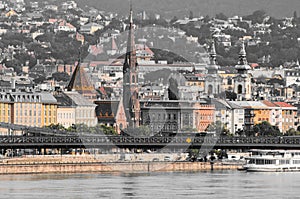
[{"x1": 0, "y1": 171, "x2": 299, "y2": 198}]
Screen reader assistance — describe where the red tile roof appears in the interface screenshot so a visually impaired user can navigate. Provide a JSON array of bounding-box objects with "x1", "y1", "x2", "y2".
[
  {"x1": 273, "y1": 102, "x2": 295, "y2": 108},
  {"x1": 262, "y1": 100, "x2": 277, "y2": 107}
]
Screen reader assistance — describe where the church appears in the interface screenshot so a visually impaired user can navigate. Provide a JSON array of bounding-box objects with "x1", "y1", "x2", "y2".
[{"x1": 233, "y1": 40, "x2": 252, "y2": 101}]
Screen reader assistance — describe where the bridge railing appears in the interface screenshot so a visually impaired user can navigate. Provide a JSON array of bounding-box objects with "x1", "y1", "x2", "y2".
[{"x1": 0, "y1": 136, "x2": 300, "y2": 146}]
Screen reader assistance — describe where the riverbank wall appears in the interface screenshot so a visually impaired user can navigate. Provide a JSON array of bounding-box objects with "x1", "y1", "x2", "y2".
[{"x1": 0, "y1": 155, "x2": 241, "y2": 174}]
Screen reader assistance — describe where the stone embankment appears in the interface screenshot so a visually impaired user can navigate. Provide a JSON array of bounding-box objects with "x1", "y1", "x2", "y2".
[{"x1": 0, "y1": 155, "x2": 241, "y2": 174}]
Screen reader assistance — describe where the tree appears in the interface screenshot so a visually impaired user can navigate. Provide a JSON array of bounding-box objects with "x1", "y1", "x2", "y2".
[
  {"x1": 189, "y1": 11, "x2": 194, "y2": 20},
  {"x1": 215, "y1": 13, "x2": 227, "y2": 20},
  {"x1": 122, "y1": 125, "x2": 152, "y2": 137},
  {"x1": 51, "y1": 72, "x2": 70, "y2": 82},
  {"x1": 294, "y1": 11, "x2": 298, "y2": 19},
  {"x1": 205, "y1": 121, "x2": 229, "y2": 136},
  {"x1": 244, "y1": 10, "x2": 267, "y2": 24},
  {"x1": 46, "y1": 123, "x2": 66, "y2": 131},
  {"x1": 252, "y1": 121, "x2": 281, "y2": 136},
  {"x1": 285, "y1": 128, "x2": 297, "y2": 136},
  {"x1": 98, "y1": 125, "x2": 117, "y2": 135},
  {"x1": 225, "y1": 91, "x2": 237, "y2": 101},
  {"x1": 168, "y1": 77, "x2": 179, "y2": 100},
  {"x1": 170, "y1": 16, "x2": 178, "y2": 24}
]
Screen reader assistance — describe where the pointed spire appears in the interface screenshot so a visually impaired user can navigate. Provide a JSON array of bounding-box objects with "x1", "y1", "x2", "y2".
[
  {"x1": 124, "y1": 1, "x2": 136, "y2": 70},
  {"x1": 235, "y1": 39, "x2": 251, "y2": 73},
  {"x1": 129, "y1": 0, "x2": 133, "y2": 24},
  {"x1": 206, "y1": 40, "x2": 219, "y2": 74},
  {"x1": 238, "y1": 40, "x2": 248, "y2": 65},
  {"x1": 209, "y1": 40, "x2": 217, "y2": 65}
]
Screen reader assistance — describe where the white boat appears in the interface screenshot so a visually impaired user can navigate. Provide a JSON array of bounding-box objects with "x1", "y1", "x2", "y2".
[{"x1": 243, "y1": 149, "x2": 300, "y2": 172}]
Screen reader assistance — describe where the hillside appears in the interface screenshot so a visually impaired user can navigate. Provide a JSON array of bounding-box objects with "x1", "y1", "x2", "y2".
[{"x1": 76, "y1": 0, "x2": 299, "y2": 18}]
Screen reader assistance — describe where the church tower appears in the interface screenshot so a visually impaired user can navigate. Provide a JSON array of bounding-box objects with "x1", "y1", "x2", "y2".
[
  {"x1": 204, "y1": 41, "x2": 223, "y2": 97},
  {"x1": 123, "y1": 6, "x2": 140, "y2": 128},
  {"x1": 233, "y1": 40, "x2": 252, "y2": 100}
]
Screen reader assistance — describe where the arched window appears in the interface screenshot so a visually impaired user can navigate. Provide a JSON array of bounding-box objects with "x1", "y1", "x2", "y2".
[
  {"x1": 238, "y1": 85, "x2": 243, "y2": 94},
  {"x1": 132, "y1": 75, "x2": 135, "y2": 83}
]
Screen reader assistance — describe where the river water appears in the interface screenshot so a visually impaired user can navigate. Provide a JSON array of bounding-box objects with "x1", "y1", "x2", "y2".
[{"x1": 0, "y1": 171, "x2": 299, "y2": 199}]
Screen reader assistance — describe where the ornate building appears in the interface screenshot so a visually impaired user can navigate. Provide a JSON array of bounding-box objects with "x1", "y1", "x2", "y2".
[
  {"x1": 204, "y1": 41, "x2": 223, "y2": 97},
  {"x1": 140, "y1": 100, "x2": 215, "y2": 133},
  {"x1": 123, "y1": 7, "x2": 140, "y2": 128},
  {"x1": 233, "y1": 40, "x2": 252, "y2": 100}
]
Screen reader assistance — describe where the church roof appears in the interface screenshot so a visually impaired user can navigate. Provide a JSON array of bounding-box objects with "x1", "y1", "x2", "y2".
[{"x1": 66, "y1": 60, "x2": 96, "y2": 97}]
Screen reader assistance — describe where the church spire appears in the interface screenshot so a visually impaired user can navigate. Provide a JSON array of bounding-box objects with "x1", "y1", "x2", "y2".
[
  {"x1": 238, "y1": 40, "x2": 248, "y2": 65},
  {"x1": 206, "y1": 40, "x2": 219, "y2": 74},
  {"x1": 209, "y1": 40, "x2": 217, "y2": 65},
  {"x1": 235, "y1": 40, "x2": 251, "y2": 74},
  {"x1": 124, "y1": 2, "x2": 136, "y2": 70},
  {"x1": 129, "y1": 1, "x2": 133, "y2": 24},
  {"x1": 123, "y1": 4, "x2": 140, "y2": 128}
]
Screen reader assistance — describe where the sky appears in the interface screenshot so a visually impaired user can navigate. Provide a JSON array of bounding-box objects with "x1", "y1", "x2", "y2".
[{"x1": 76, "y1": 0, "x2": 300, "y2": 19}]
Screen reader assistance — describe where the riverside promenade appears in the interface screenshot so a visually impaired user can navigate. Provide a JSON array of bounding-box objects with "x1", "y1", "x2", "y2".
[{"x1": 0, "y1": 154, "x2": 241, "y2": 174}]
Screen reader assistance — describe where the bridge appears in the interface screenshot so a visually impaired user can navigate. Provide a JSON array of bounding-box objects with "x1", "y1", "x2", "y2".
[
  {"x1": 0, "y1": 135, "x2": 300, "y2": 150},
  {"x1": 1, "y1": 122, "x2": 300, "y2": 151}
]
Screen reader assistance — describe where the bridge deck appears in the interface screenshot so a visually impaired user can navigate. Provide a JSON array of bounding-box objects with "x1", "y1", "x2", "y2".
[{"x1": 0, "y1": 136, "x2": 299, "y2": 150}]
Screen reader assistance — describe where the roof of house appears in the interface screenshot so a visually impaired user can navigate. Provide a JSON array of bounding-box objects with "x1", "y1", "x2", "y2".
[
  {"x1": 262, "y1": 100, "x2": 277, "y2": 107},
  {"x1": 66, "y1": 62, "x2": 96, "y2": 97},
  {"x1": 230, "y1": 101, "x2": 268, "y2": 109},
  {"x1": 63, "y1": 91, "x2": 96, "y2": 107},
  {"x1": 95, "y1": 100, "x2": 121, "y2": 122},
  {"x1": 40, "y1": 92, "x2": 58, "y2": 104},
  {"x1": 273, "y1": 102, "x2": 296, "y2": 108}
]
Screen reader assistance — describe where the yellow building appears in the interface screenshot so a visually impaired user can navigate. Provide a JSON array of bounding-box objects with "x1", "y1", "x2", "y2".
[
  {"x1": 253, "y1": 107, "x2": 271, "y2": 124},
  {"x1": 0, "y1": 93, "x2": 12, "y2": 123},
  {"x1": 184, "y1": 74, "x2": 205, "y2": 89},
  {"x1": 0, "y1": 91, "x2": 57, "y2": 127},
  {"x1": 219, "y1": 73, "x2": 236, "y2": 91}
]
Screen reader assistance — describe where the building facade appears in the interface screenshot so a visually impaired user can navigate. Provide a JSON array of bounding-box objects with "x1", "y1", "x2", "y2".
[
  {"x1": 140, "y1": 100, "x2": 215, "y2": 133},
  {"x1": 0, "y1": 91, "x2": 57, "y2": 127},
  {"x1": 95, "y1": 99, "x2": 127, "y2": 133},
  {"x1": 55, "y1": 91, "x2": 97, "y2": 127}
]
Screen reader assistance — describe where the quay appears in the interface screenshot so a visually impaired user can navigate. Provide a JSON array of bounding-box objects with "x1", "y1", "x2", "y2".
[{"x1": 0, "y1": 155, "x2": 240, "y2": 174}]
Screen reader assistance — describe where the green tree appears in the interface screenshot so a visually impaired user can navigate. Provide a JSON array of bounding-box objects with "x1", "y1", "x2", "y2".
[
  {"x1": 205, "y1": 121, "x2": 229, "y2": 136},
  {"x1": 285, "y1": 128, "x2": 297, "y2": 136},
  {"x1": 225, "y1": 91, "x2": 237, "y2": 101},
  {"x1": 252, "y1": 121, "x2": 281, "y2": 136}
]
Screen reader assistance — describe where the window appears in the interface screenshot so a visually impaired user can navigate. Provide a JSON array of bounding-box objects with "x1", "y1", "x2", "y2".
[{"x1": 238, "y1": 85, "x2": 243, "y2": 94}]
